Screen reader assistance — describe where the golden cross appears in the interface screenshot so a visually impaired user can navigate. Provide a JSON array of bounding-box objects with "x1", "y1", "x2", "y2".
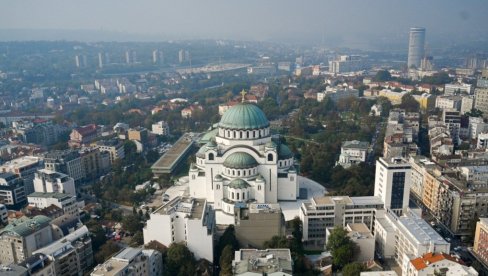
[{"x1": 240, "y1": 89, "x2": 247, "y2": 103}]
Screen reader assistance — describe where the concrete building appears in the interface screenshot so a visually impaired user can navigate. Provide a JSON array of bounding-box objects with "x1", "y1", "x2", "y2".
[
  {"x1": 151, "y1": 121, "x2": 170, "y2": 136},
  {"x1": 125, "y1": 50, "x2": 137, "y2": 64},
  {"x1": 96, "y1": 139, "x2": 125, "y2": 164},
  {"x1": 383, "y1": 110, "x2": 419, "y2": 159},
  {"x1": 91, "y1": 247, "x2": 162, "y2": 276},
  {"x1": 445, "y1": 83, "x2": 474, "y2": 95},
  {"x1": 0, "y1": 172, "x2": 26, "y2": 209},
  {"x1": 19, "y1": 253, "x2": 55, "y2": 276},
  {"x1": 475, "y1": 87, "x2": 488, "y2": 119},
  {"x1": 0, "y1": 156, "x2": 43, "y2": 196},
  {"x1": 27, "y1": 192, "x2": 78, "y2": 222},
  {"x1": 44, "y1": 150, "x2": 85, "y2": 183},
  {"x1": 374, "y1": 210, "x2": 450, "y2": 271},
  {"x1": 151, "y1": 133, "x2": 195, "y2": 176},
  {"x1": 143, "y1": 196, "x2": 214, "y2": 261},
  {"x1": 317, "y1": 86, "x2": 359, "y2": 103},
  {"x1": 375, "y1": 157, "x2": 411, "y2": 215},
  {"x1": 128, "y1": 127, "x2": 148, "y2": 144},
  {"x1": 336, "y1": 140, "x2": 369, "y2": 168},
  {"x1": 435, "y1": 95, "x2": 462, "y2": 111},
  {"x1": 232, "y1": 248, "x2": 293, "y2": 276},
  {"x1": 344, "y1": 223, "x2": 375, "y2": 262},
  {"x1": 469, "y1": 116, "x2": 487, "y2": 140},
  {"x1": 443, "y1": 109, "x2": 461, "y2": 145},
  {"x1": 461, "y1": 95, "x2": 475, "y2": 115},
  {"x1": 152, "y1": 49, "x2": 163, "y2": 65},
  {"x1": 474, "y1": 218, "x2": 488, "y2": 267},
  {"x1": 234, "y1": 203, "x2": 284, "y2": 248},
  {"x1": 328, "y1": 55, "x2": 363, "y2": 74},
  {"x1": 33, "y1": 169, "x2": 76, "y2": 196},
  {"x1": 0, "y1": 215, "x2": 54, "y2": 264},
  {"x1": 299, "y1": 196, "x2": 384, "y2": 246},
  {"x1": 69, "y1": 124, "x2": 98, "y2": 148},
  {"x1": 405, "y1": 252, "x2": 477, "y2": 276},
  {"x1": 407, "y1": 27, "x2": 426, "y2": 69},
  {"x1": 33, "y1": 226, "x2": 93, "y2": 276}
]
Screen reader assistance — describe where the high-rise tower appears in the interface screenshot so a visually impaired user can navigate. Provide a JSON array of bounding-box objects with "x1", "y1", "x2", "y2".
[{"x1": 407, "y1": 27, "x2": 426, "y2": 69}]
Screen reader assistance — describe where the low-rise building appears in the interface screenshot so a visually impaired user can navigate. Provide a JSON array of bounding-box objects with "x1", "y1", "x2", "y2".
[
  {"x1": 0, "y1": 203, "x2": 7, "y2": 224},
  {"x1": 344, "y1": 223, "x2": 374, "y2": 262},
  {"x1": 44, "y1": 150, "x2": 85, "y2": 183},
  {"x1": 69, "y1": 124, "x2": 98, "y2": 148},
  {"x1": 33, "y1": 169, "x2": 76, "y2": 196},
  {"x1": 232, "y1": 248, "x2": 293, "y2": 276},
  {"x1": 33, "y1": 226, "x2": 93, "y2": 276},
  {"x1": 299, "y1": 195, "x2": 384, "y2": 246},
  {"x1": 234, "y1": 203, "x2": 284, "y2": 248},
  {"x1": 0, "y1": 215, "x2": 54, "y2": 264},
  {"x1": 96, "y1": 139, "x2": 125, "y2": 164},
  {"x1": 336, "y1": 140, "x2": 369, "y2": 168},
  {"x1": 405, "y1": 252, "x2": 477, "y2": 276},
  {"x1": 91, "y1": 247, "x2": 162, "y2": 276},
  {"x1": 151, "y1": 121, "x2": 170, "y2": 136},
  {"x1": 374, "y1": 210, "x2": 450, "y2": 271},
  {"x1": 143, "y1": 196, "x2": 214, "y2": 261},
  {"x1": 0, "y1": 156, "x2": 43, "y2": 195},
  {"x1": 0, "y1": 172, "x2": 26, "y2": 209}
]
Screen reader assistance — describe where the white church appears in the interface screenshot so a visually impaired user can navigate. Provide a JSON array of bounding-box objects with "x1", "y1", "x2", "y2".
[{"x1": 189, "y1": 100, "x2": 299, "y2": 223}]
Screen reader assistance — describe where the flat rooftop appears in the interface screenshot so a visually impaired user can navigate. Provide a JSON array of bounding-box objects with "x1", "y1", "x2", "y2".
[
  {"x1": 151, "y1": 134, "x2": 194, "y2": 170},
  {"x1": 113, "y1": 247, "x2": 141, "y2": 262},
  {"x1": 350, "y1": 196, "x2": 384, "y2": 206},
  {"x1": 0, "y1": 156, "x2": 40, "y2": 169},
  {"x1": 397, "y1": 211, "x2": 448, "y2": 246},
  {"x1": 234, "y1": 248, "x2": 293, "y2": 275},
  {"x1": 312, "y1": 196, "x2": 353, "y2": 206},
  {"x1": 248, "y1": 203, "x2": 281, "y2": 214},
  {"x1": 154, "y1": 196, "x2": 205, "y2": 219},
  {"x1": 28, "y1": 192, "x2": 73, "y2": 200}
]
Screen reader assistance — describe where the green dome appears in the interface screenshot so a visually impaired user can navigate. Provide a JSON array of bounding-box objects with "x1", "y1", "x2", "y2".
[
  {"x1": 223, "y1": 152, "x2": 258, "y2": 169},
  {"x1": 278, "y1": 144, "x2": 293, "y2": 160},
  {"x1": 219, "y1": 103, "x2": 269, "y2": 130},
  {"x1": 228, "y1": 178, "x2": 250, "y2": 189}
]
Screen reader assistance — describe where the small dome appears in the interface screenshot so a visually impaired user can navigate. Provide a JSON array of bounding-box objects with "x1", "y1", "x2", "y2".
[
  {"x1": 256, "y1": 174, "x2": 265, "y2": 181},
  {"x1": 219, "y1": 103, "x2": 269, "y2": 130},
  {"x1": 278, "y1": 144, "x2": 293, "y2": 160},
  {"x1": 228, "y1": 178, "x2": 250, "y2": 189},
  {"x1": 196, "y1": 141, "x2": 217, "y2": 158},
  {"x1": 223, "y1": 152, "x2": 258, "y2": 169},
  {"x1": 214, "y1": 174, "x2": 223, "y2": 180},
  {"x1": 265, "y1": 141, "x2": 277, "y2": 148}
]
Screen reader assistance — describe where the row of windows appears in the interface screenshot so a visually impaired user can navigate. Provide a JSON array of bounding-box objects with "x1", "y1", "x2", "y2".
[
  {"x1": 220, "y1": 128, "x2": 269, "y2": 139},
  {"x1": 224, "y1": 167, "x2": 257, "y2": 177}
]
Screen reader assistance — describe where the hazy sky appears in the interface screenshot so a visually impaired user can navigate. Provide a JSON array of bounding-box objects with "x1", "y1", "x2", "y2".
[{"x1": 1, "y1": 0, "x2": 487, "y2": 45}]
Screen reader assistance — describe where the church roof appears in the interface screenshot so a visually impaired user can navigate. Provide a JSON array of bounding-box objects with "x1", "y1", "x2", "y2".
[
  {"x1": 219, "y1": 103, "x2": 269, "y2": 130},
  {"x1": 228, "y1": 178, "x2": 251, "y2": 189},
  {"x1": 223, "y1": 152, "x2": 258, "y2": 169},
  {"x1": 278, "y1": 144, "x2": 293, "y2": 160}
]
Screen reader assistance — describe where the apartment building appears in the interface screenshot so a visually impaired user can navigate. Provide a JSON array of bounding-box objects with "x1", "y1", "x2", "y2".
[
  {"x1": 0, "y1": 172, "x2": 26, "y2": 209},
  {"x1": 336, "y1": 140, "x2": 369, "y2": 168},
  {"x1": 0, "y1": 156, "x2": 43, "y2": 195},
  {"x1": 33, "y1": 169, "x2": 76, "y2": 196},
  {"x1": 91, "y1": 247, "x2": 162, "y2": 276},
  {"x1": 143, "y1": 196, "x2": 214, "y2": 261},
  {"x1": 474, "y1": 218, "x2": 488, "y2": 267}
]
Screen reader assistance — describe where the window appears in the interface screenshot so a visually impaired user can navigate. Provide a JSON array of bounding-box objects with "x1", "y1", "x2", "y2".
[
  {"x1": 232, "y1": 192, "x2": 234, "y2": 199},
  {"x1": 192, "y1": 175, "x2": 195, "y2": 180},
  {"x1": 258, "y1": 185, "x2": 261, "y2": 191},
  {"x1": 217, "y1": 184, "x2": 220, "y2": 189},
  {"x1": 243, "y1": 192, "x2": 245, "y2": 200},
  {"x1": 208, "y1": 153, "x2": 214, "y2": 160},
  {"x1": 237, "y1": 193, "x2": 240, "y2": 200},
  {"x1": 268, "y1": 153, "x2": 273, "y2": 161}
]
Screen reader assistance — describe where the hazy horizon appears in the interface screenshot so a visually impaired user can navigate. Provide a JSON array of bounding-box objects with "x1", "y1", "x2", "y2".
[{"x1": 1, "y1": 0, "x2": 487, "y2": 49}]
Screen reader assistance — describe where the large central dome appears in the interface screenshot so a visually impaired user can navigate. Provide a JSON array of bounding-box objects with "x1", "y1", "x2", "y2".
[{"x1": 219, "y1": 103, "x2": 269, "y2": 130}]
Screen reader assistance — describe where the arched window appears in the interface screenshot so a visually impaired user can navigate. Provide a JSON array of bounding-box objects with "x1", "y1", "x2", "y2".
[
  {"x1": 240, "y1": 132, "x2": 242, "y2": 138},
  {"x1": 243, "y1": 170, "x2": 246, "y2": 176},
  {"x1": 217, "y1": 184, "x2": 220, "y2": 189},
  {"x1": 237, "y1": 170, "x2": 240, "y2": 176},
  {"x1": 237, "y1": 193, "x2": 240, "y2": 200},
  {"x1": 268, "y1": 153, "x2": 273, "y2": 161},
  {"x1": 192, "y1": 175, "x2": 195, "y2": 180},
  {"x1": 242, "y1": 192, "x2": 245, "y2": 200},
  {"x1": 232, "y1": 192, "x2": 234, "y2": 199},
  {"x1": 247, "y1": 132, "x2": 249, "y2": 138},
  {"x1": 208, "y1": 153, "x2": 214, "y2": 161}
]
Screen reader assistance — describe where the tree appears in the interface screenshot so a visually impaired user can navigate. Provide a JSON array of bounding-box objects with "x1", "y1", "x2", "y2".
[
  {"x1": 342, "y1": 262, "x2": 366, "y2": 276},
  {"x1": 166, "y1": 243, "x2": 196, "y2": 276},
  {"x1": 399, "y1": 93, "x2": 420, "y2": 112},
  {"x1": 465, "y1": 108, "x2": 483, "y2": 118},
  {"x1": 373, "y1": 70, "x2": 392, "y2": 82},
  {"x1": 130, "y1": 231, "x2": 144, "y2": 246},
  {"x1": 326, "y1": 226, "x2": 358, "y2": 270},
  {"x1": 122, "y1": 214, "x2": 143, "y2": 234},
  {"x1": 219, "y1": 245, "x2": 234, "y2": 276},
  {"x1": 95, "y1": 240, "x2": 120, "y2": 264}
]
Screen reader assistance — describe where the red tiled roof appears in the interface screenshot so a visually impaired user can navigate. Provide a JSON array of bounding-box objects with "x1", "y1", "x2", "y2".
[
  {"x1": 410, "y1": 252, "x2": 463, "y2": 271},
  {"x1": 75, "y1": 124, "x2": 97, "y2": 136}
]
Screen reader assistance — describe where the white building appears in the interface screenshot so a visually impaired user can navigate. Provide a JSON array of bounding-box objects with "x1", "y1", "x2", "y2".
[
  {"x1": 0, "y1": 172, "x2": 26, "y2": 209},
  {"x1": 435, "y1": 95, "x2": 462, "y2": 111},
  {"x1": 328, "y1": 55, "x2": 363, "y2": 74},
  {"x1": 317, "y1": 86, "x2": 359, "y2": 103},
  {"x1": 344, "y1": 223, "x2": 375, "y2": 262},
  {"x1": 469, "y1": 117, "x2": 487, "y2": 140},
  {"x1": 27, "y1": 192, "x2": 77, "y2": 214},
  {"x1": 374, "y1": 210, "x2": 450, "y2": 273},
  {"x1": 444, "y1": 83, "x2": 473, "y2": 95},
  {"x1": 405, "y1": 252, "x2": 478, "y2": 276},
  {"x1": 374, "y1": 157, "x2": 411, "y2": 215},
  {"x1": 232, "y1": 249, "x2": 293, "y2": 276},
  {"x1": 299, "y1": 195, "x2": 384, "y2": 246},
  {"x1": 152, "y1": 121, "x2": 170, "y2": 136},
  {"x1": 143, "y1": 196, "x2": 214, "y2": 261},
  {"x1": 461, "y1": 95, "x2": 475, "y2": 115},
  {"x1": 337, "y1": 140, "x2": 369, "y2": 168},
  {"x1": 477, "y1": 132, "x2": 488, "y2": 149},
  {"x1": 91, "y1": 247, "x2": 162, "y2": 276},
  {"x1": 189, "y1": 102, "x2": 298, "y2": 224},
  {"x1": 33, "y1": 169, "x2": 76, "y2": 196}
]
